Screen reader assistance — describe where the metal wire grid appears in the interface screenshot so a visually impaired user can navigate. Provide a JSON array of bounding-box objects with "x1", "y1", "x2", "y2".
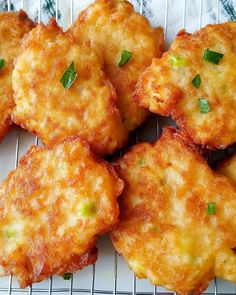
[{"x1": 0, "y1": 0, "x2": 235, "y2": 294}]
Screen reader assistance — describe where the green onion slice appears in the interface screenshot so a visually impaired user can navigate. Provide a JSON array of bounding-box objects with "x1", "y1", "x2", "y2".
[
  {"x1": 0, "y1": 59, "x2": 5, "y2": 71},
  {"x1": 118, "y1": 50, "x2": 132, "y2": 67},
  {"x1": 63, "y1": 273, "x2": 72, "y2": 280},
  {"x1": 168, "y1": 54, "x2": 187, "y2": 68},
  {"x1": 203, "y1": 48, "x2": 224, "y2": 64},
  {"x1": 152, "y1": 226, "x2": 160, "y2": 233},
  {"x1": 207, "y1": 202, "x2": 216, "y2": 215},
  {"x1": 136, "y1": 159, "x2": 146, "y2": 166},
  {"x1": 3, "y1": 229, "x2": 15, "y2": 238},
  {"x1": 60, "y1": 61, "x2": 77, "y2": 89},
  {"x1": 198, "y1": 98, "x2": 211, "y2": 113},
  {"x1": 192, "y1": 74, "x2": 201, "y2": 89},
  {"x1": 81, "y1": 202, "x2": 97, "y2": 217}
]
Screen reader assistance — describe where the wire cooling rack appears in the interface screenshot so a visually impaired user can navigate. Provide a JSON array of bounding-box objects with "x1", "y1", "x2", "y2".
[{"x1": 0, "y1": 0, "x2": 236, "y2": 294}]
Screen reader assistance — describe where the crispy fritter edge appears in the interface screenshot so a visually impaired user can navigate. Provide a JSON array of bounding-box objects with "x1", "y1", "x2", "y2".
[
  {"x1": 112, "y1": 126, "x2": 204, "y2": 171},
  {"x1": 135, "y1": 24, "x2": 236, "y2": 150},
  {"x1": 12, "y1": 18, "x2": 127, "y2": 155},
  {"x1": 1, "y1": 135, "x2": 124, "y2": 286},
  {"x1": 17, "y1": 135, "x2": 124, "y2": 197},
  {"x1": 0, "y1": 9, "x2": 35, "y2": 142}
]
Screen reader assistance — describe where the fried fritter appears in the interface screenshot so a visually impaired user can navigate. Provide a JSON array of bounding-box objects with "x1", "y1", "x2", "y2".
[
  {"x1": 70, "y1": 0, "x2": 164, "y2": 135},
  {"x1": 111, "y1": 127, "x2": 236, "y2": 294},
  {"x1": 12, "y1": 19, "x2": 125, "y2": 155},
  {"x1": 216, "y1": 153, "x2": 236, "y2": 184},
  {"x1": 0, "y1": 10, "x2": 34, "y2": 141},
  {"x1": 0, "y1": 136, "x2": 124, "y2": 288},
  {"x1": 136, "y1": 22, "x2": 236, "y2": 150}
]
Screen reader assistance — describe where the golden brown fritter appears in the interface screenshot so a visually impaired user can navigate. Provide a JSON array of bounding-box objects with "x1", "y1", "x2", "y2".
[
  {"x1": 216, "y1": 153, "x2": 236, "y2": 184},
  {"x1": 70, "y1": 0, "x2": 164, "y2": 135},
  {"x1": 0, "y1": 10, "x2": 34, "y2": 141},
  {"x1": 111, "y1": 127, "x2": 236, "y2": 294},
  {"x1": 136, "y1": 22, "x2": 236, "y2": 150},
  {"x1": 0, "y1": 136, "x2": 124, "y2": 288},
  {"x1": 12, "y1": 19, "x2": 125, "y2": 155}
]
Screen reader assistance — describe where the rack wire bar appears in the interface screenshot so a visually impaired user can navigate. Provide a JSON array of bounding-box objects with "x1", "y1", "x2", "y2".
[
  {"x1": 2, "y1": 288, "x2": 236, "y2": 295},
  {"x1": 2, "y1": 0, "x2": 236, "y2": 294},
  {"x1": 91, "y1": 264, "x2": 96, "y2": 295},
  {"x1": 48, "y1": 277, "x2": 52, "y2": 295},
  {"x1": 69, "y1": 274, "x2": 74, "y2": 295},
  {"x1": 7, "y1": 276, "x2": 12, "y2": 295},
  {"x1": 132, "y1": 275, "x2": 136, "y2": 295},
  {"x1": 113, "y1": 253, "x2": 118, "y2": 295}
]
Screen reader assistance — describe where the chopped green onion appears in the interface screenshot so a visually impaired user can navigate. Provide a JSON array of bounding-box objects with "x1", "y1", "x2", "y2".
[
  {"x1": 203, "y1": 48, "x2": 224, "y2": 65},
  {"x1": 198, "y1": 98, "x2": 211, "y2": 114},
  {"x1": 207, "y1": 202, "x2": 216, "y2": 215},
  {"x1": 192, "y1": 256, "x2": 199, "y2": 264},
  {"x1": 192, "y1": 74, "x2": 201, "y2": 89},
  {"x1": 136, "y1": 159, "x2": 146, "y2": 166},
  {"x1": 168, "y1": 54, "x2": 187, "y2": 68},
  {"x1": 60, "y1": 61, "x2": 77, "y2": 89},
  {"x1": 81, "y1": 202, "x2": 97, "y2": 217},
  {"x1": 0, "y1": 59, "x2": 5, "y2": 71},
  {"x1": 63, "y1": 273, "x2": 72, "y2": 280},
  {"x1": 3, "y1": 229, "x2": 15, "y2": 238},
  {"x1": 151, "y1": 226, "x2": 160, "y2": 233},
  {"x1": 118, "y1": 50, "x2": 132, "y2": 67}
]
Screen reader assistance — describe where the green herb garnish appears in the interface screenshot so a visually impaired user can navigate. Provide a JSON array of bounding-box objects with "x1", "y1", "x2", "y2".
[
  {"x1": 118, "y1": 50, "x2": 132, "y2": 67},
  {"x1": 192, "y1": 74, "x2": 201, "y2": 89},
  {"x1": 198, "y1": 98, "x2": 211, "y2": 113},
  {"x1": 63, "y1": 273, "x2": 72, "y2": 280},
  {"x1": 151, "y1": 226, "x2": 160, "y2": 233},
  {"x1": 81, "y1": 202, "x2": 97, "y2": 217},
  {"x1": 168, "y1": 54, "x2": 187, "y2": 68},
  {"x1": 207, "y1": 202, "x2": 216, "y2": 215},
  {"x1": 0, "y1": 59, "x2": 5, "y2": 71},
  {"x1": 136, "y1": 159, "x2": 146, "y2": 166},
  {"x1": 3, "y1": 229, "x2": 15, "y2": 238},
  {"x1": 203, "y1": 48, "x2": 224, "y2": 65},
  {"x1": 60, "y1": 61, "x2": 77, "y2": 89}
]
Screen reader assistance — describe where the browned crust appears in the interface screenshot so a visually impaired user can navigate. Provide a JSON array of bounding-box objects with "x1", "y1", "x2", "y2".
[
  {"x1": 214, "y1": 153, "x2": 236, "y2": 190},
  {"x1": 170, "y1": 107, "x2": 220, "y2": 151},
  {"x1": 0, "y1": 10, "x2": 34, "y2": 141},
  {"x1": 70, "y1": 0, "x2": 164, "y2": 135},
  {"x1": 0, "y1": 135, "x2": 124, "y2": 288},
  {"x1": 5, "y1": 247, "x2": 98, "y2": 289},
  {"x1": 58, "y1": 246, "x2": 98, "y2": 275},
  {"x1": 0, "y1": 9, "x2": 35, "y2": 27},
  {"x1": 135, "y1": 22, "x2": 236, "y2": 150},
  {"x1": 114, "y1": 126, "x2": 204, "y2": 167},
  {"x1": 12, "y1": 19, "x2": 126, "y2": 155},
  {"x1": 0, "y1": 116, "x2": 12, "y2": 143},
  {"x1": 18, "y1": 19, "x2": 62, "y2": 52},
  {"x1": 111, "y1": 126, "x2": 236, "y2": 294},
  {"x1": 18, "y1": 135, "x2": 124, "y2": 198}
]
